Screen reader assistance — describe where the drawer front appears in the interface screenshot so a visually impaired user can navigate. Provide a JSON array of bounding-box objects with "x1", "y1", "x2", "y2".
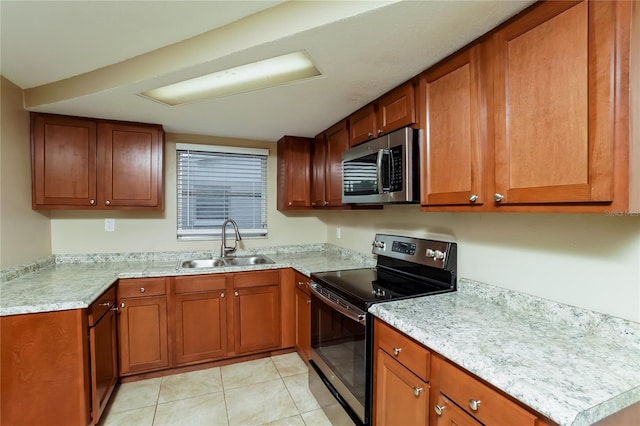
[
  {"x1": 119, "y1": 278, "x2": 166, "y2": 298},
  {"x1": 437, "y1": 358, "x2": 538, "y2": 426},
  {"x1": 233, "y1": 270, "x2": 280, "y2": 288},
  {"x1": 375, "y1": 319, "x2": 430, "y2": 381},
  {"x1": 88, "y1": 285, "x2": 116, "y2": 326},
  {"x1": 175, "y1": 275, "x2": 226, "y2": 294}
]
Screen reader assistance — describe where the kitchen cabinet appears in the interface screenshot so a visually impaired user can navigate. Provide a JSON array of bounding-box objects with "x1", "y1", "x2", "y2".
[
  {"x1": 419, "y1": 44, "x2": 485, "y2": 206},
  {"x1": 231, "y1": 270, "x2": 281, "y2": 354},
  {"x1": 294, "y1": 271, "x2": 311, "y2": 361},
  {"x1": 419, "y1": 0, "x2": 636, "y2": 213},
  {"x1": 87, "y1": 285, "x2": 118, "y2": 424},
  {"x1": 174, "y1": 275, "x2": 228, "y2": 366},
  {"x1": 277, "y1": 135, "x2": 313, "y2": 210},
  {"x1": 349, "y1": 81, "x2": 416, "y2": 147},
  {"x1": 117, "y1": 277, "x2": 169, "y2": 376},
  {"x1": 31, "y1": 113, "x2": 164, "y2": 210},
  {"x1": 432, "y1": 394, "x2": 482, "y2": 426},
  {"x1": 1, "y1": 284, "x2": 118, "y2": 426},
  {"x1": 374, "y1": 319, "x2": 430, "y2": 426},
  {"x1": 312, "y1": 120, "x2": 350, "y2": 207},
  {"x1": 430, "y1": 356, "x2": 539, "y2": 426}
]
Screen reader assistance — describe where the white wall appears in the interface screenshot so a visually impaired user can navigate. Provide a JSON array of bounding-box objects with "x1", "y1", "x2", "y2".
[
  {"x1": 0, "y1": 76, "x2": 52, "y2": 269},
  {"x1": 323, "y1": 206, "x2": 640, "y2": 322},
  {"x1": 50, "y1": 133, "x2": 327, "y2": 254}
]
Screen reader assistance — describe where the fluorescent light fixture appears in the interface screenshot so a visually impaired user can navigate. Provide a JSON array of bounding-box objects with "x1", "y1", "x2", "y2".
[{"x1": 140, "y1": 51, "x2": 321, "y2": 106}]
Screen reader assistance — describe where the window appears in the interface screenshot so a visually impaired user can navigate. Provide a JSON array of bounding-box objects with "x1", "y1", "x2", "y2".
[{"x1": 176, "y1": 143, "x2": 268, "y2": 239}]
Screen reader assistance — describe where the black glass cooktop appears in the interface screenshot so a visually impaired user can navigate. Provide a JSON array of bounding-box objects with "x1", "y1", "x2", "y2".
[{"x1": 311, "y1": 266, "x2": 454, "y2": 311}]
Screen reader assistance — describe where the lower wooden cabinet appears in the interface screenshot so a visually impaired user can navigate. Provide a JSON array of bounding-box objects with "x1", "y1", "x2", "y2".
[
  {"x1": 432, "y1": 394, "x2": 482, "y2": 426},
  {"x1": 174, "y1": 275, "x2": 228, "y2": 365},
  {"x1": 117, "y1": 278, "x2": 169, "y2": 376},
  {"x1": 294, "y1": 272, "x2": 311, "y2": 361},
  {"x1": 232, "y1": 270, "x2": 281, "y2": 354}
]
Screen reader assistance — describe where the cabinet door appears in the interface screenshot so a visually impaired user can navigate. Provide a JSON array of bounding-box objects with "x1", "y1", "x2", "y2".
[
  {"x1": 89, "y1": 306, "x2": 118, "y2": 424},
  {"x1": 325, "y1": 120, "x2": 349, "y2": 206},
  {"x1": 175, "y1": 288, "x2": 227, "y2": 365},
  {"x1": 118, "y1": 295, "x2": 169, "y2": 375},
  {"x1": 294, "y1": 286, "x2": 311, "y2": 361},
  {"x1": 492, "y1": 0, "x2": 615, "y2": 204},
  {"x1": 311, "y1": 134, "x2": 328, "y2": 207},
  {"x1": 433, "y1": 394, "x2": 482, "y2": 426},
  {"x1": 98, "y1": 122, "x2": 163, "y2": 208},
  {"x1": 420, "y1": 45, "x2": 484, "y2": 206},
  {"x1": 375, "y1": 349, "x2": 429, "y2": 426},
  {"x1": 233, "y1": 271, "x2": 281, "y2": 354},
  {"x1": 349, "y1": 104, "x2": 377, "y2": 146},
  {"x1": 377, "y1": 82, "x2": 416, "y2": 135},
  {"x1": 31, "y1": 113, "x2": 97, "y2": 208},
  {"x1": 277, "y1": 136, "x2": 312, "y2": 210}
]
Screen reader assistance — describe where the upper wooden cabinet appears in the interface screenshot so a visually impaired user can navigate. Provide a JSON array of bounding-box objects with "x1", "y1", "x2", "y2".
[
  {"x1": 349, "y1": 82, "x2": 416, "y2": 146},
  {"x1": 277, "y1": 135, "x2": 312, "y2": 210},
  {"x1": 312, "y1": 120, "x2": 350, "y2": 207},
  {"x1": 420, "y1": 0, "x2": 636, "y2": 213},
  {"x1": 31, "y1": 113, "x2": 164, "y2": 210},
  {"x1": 419, "y1": 44, "x2": 485, "y2": 206}
]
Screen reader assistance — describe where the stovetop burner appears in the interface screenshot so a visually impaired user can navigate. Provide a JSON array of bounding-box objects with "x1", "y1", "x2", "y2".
[{"x1": 311, "y1": 234, "x2": 457, "y2": 310}]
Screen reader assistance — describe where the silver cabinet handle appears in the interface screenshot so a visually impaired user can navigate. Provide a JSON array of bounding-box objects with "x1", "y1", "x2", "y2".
[
  {"x1": 306, "y1": 299, "x2": 311, "y2": 305},
  {"x1": 469, "y1": 399, "x2": 481, "y2": 411},
  {"x1": 413, "y1": 387, "x2": 423, "y2": 397},
  {"x1": 393, "y1": 347, "x2": 402, "y2": 356},
  {"x1": 367, "y1": 132, "x2": 374, "y2": 138},
  {"x1": 89, "y1": 199, "x2": 95, "y2": 205},
  {"x1": 105, "y1": 200, "x2": 111, "y2": 206},
  {"x1": 220, "y1": 292, "x2": 225, "y2": 298},
  {"x1": 98, "y1": 301, "x2": 111, "y2": 306},
  {"x1": 469, "y1": 194, "x2": 478, "y2": 202},
  {"x1": 120, "y1": 302, "x2": 125, "y2": 308},
  {"x1": 494, "y1": 193, "x2": 504, "y2": 202},
  {"x1": 297, "y1": 281, "x2": 304, "y2": 287},
  {"x1": 234, "y1": 291, "x2": 239, "y2": 296},
  {"x1": 434, "y1": 405, "x2": 445, "y2": 416},
  {"x1": 140, "y1": 287, "x2": 145, "y2": 293},
  {"x1": 377, "y1": 129, "x2": 383, "y2": 135}
]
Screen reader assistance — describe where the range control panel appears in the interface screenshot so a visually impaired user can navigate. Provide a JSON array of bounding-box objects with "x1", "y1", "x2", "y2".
[{"x1": 371, "y1": 233, "x2": 456, "y2": 271}]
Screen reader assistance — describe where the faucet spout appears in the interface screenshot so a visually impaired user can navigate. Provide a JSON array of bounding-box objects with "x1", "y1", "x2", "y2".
[{"x1": 220, "y1": 219, "x2": 242, "y2": 257}]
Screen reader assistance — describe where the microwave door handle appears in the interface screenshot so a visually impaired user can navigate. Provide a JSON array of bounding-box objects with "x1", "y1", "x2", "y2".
[{"x1": 376, "y1": 149, "x2": 388, "y2": 194}]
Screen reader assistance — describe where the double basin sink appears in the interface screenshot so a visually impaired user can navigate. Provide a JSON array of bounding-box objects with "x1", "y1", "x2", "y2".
[{"x1": 177, "y1": 254, "x2": 275, "y2": 270}]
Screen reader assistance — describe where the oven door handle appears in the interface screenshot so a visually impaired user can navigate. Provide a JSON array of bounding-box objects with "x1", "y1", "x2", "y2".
[{"x1": 310, "y1": 285, "x2": 366, "y2": 325}]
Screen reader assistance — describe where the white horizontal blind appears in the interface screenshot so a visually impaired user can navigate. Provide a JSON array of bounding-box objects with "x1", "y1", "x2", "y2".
[{"x1": 176, "y1": 144, "x2": 268, "y2": 239}]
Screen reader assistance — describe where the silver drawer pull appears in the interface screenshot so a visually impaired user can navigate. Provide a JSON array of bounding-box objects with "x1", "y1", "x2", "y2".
[
  {"x1": 98, "y1": 301, "x2": 111, "y2": 307},
  {"x1": 393, "y1": 347, "x2": 402, "y2": 356},
  {"x1": 413, "y1": 387, "x2": 423, "y2": 397},
  {"x1": 434, "y1": 405, "x2": 445, "y2": 416},
  {"x1": 469, "y1": 399, "x2": 481, "y2": 411},
  {"x1": 140, "y1": 287, "x2": 145, "y2": 293}
]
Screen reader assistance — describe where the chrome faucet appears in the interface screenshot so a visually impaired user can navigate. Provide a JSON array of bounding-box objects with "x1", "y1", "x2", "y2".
[{"x1": 220, "y1": 219, "x2": 242, "y2": 257}]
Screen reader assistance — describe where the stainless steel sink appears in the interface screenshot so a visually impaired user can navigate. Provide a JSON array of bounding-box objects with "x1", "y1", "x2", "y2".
[{"x1": 178, "y1": 255, "x2": 274, "y2": 269}]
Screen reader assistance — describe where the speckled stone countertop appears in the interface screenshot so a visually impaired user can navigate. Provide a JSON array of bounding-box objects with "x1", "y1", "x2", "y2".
[
  {"x1": 369, "y1": 278, "x2": 640, "y2": 426},
  {"x1": 0, "y1": 244, "x2": 375, "y2": 316}
]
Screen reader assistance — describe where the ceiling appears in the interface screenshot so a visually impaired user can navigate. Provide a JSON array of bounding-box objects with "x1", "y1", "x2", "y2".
[{"x1": 1, "y1": 0, "x2": 535, "y2": 141}]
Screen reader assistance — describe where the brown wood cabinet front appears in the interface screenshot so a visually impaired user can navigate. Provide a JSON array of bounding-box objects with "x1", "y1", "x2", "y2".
[
  {"x1": 375, "y1": 349, "x2": 429, "y2": 426},
  {"x1": 277, "y1": 135, "x2": 312, "y2": 210},
  {"x1": 312, "y1": 120, "x2": 349, "y2": 208},
  {"x1": 232, "y1": 270, "x2": 281, "y2": 354},
  {"x1": 420, "y1": 45, "x2": 485, "y2": 206},
  {"x1": 31, "y1": 113, "x2": 164, "y2": 210},
  {"x1": 349, "y1": 82, "x2": 416, "y2": 147},
  {"x1": 174, "y1": 275, "x2": 228, "y2": 366},
  {"x1": 118, "y1": 278, "x2": 169, "y2": 376},
  {"x1": 294, "y1": 272, "x2": 311, "y2": 361},
  {"x1": 311, "y1": 133, "x2": 328, "y2": 207}
]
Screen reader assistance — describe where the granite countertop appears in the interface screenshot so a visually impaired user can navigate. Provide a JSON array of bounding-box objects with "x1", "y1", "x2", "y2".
[
  {"x1": 369, "y1": 278, "x2": 640, "y2": 426},
  {"x1": 0, "y1": 244, "x2": 375, "y2": 316}
]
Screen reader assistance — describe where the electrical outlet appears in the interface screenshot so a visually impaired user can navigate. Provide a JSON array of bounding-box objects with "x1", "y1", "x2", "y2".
[
  {"x1": 105, "y1": 218, "x2": 115, "y2": 232},
  {"x1": 336, "y1": 227, "x2": 341, "y2": 239}
]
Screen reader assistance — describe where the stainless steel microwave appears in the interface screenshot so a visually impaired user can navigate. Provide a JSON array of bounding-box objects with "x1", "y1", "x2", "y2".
[{"x1": 342, "y1": 127, "x2": 420, "y2": 204}]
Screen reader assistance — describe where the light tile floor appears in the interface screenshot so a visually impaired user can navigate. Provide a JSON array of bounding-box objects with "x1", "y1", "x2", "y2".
[{"x1": 101, "y1": 353, "x2": 334, "y2": 426}]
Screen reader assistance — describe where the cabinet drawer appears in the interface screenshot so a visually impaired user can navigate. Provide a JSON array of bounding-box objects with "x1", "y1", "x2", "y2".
[
  {"x1": 233, "y1": 270, "x2": 280, "y2": 288},
  {"x1": 118, "y1": 278, "x2": 166, "y2": 298},
  {"x1": 375, "y1": 319, "x2": 430, "y2": 381},
  {"x1": 88, "y1": 285, "x2": 116, "y2": 326},
  {"x1": 174, "y1": 275, "x2": 226, "y2": 294},
  {"x1": 437, "y1": 358, "x2": 537, "y2": 426}
]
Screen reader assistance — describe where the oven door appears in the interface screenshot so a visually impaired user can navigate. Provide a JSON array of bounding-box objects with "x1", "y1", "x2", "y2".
[{"x1": 309, "y1": 282, "x2": 371, "y2": 425}]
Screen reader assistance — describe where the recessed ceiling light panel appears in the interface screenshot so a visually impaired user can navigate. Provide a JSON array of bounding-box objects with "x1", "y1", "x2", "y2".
[{"x1": 139, "y1": 51, "x2": 321, "y2": 106}]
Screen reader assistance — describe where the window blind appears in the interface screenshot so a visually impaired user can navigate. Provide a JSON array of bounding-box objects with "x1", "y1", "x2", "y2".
[{"x1": 176, "y1": 144, "x2": 268, "y2": 239}]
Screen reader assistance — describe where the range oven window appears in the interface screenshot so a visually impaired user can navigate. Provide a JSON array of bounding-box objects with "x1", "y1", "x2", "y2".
[{"x1": 310, "y1": 292, "x2": 367, "y2": 418}]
